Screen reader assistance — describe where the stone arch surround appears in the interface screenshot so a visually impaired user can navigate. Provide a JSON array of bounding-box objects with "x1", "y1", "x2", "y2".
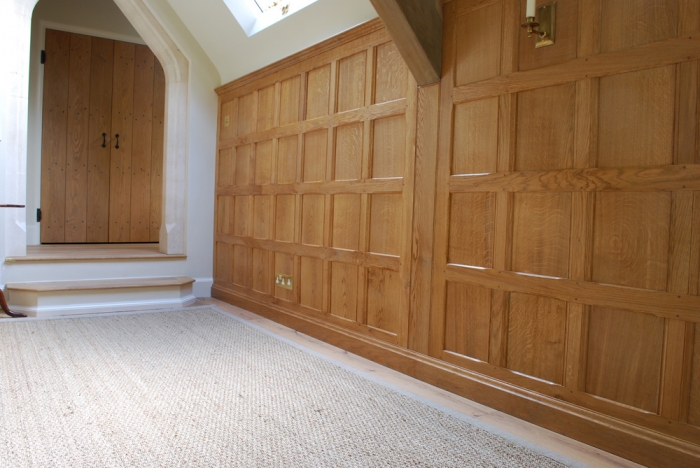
[{"x1": 0, "y1": 0, "x2": 189, "y2": 256}]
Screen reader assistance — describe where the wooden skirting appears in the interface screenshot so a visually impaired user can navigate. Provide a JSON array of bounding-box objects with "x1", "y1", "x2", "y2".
[{"x1": 212, "y1": 284, "x2": 700, "y2": 468}]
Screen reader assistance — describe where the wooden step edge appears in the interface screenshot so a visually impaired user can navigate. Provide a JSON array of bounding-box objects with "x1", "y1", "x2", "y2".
[{"x1": 7, "y1": 276, "x2": 195, "y2": 292}]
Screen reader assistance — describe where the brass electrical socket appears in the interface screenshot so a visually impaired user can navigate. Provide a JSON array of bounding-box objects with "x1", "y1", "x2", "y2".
[
  {"x1": 224, "y1": 115, "x2": 230, "y2": 127},
  {"x1": 275, "y1": 274, "x2": 293, "y2": 290}
]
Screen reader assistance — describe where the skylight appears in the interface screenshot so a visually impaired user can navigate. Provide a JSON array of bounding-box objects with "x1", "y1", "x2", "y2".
[{"x1": 224, "y1": 0, "x2": 319, "y2": 37}]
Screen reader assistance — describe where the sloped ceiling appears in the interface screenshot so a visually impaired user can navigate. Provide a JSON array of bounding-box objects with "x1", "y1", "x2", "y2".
[{"x1": 165, "y1": 0, "x2": 378, "y2": 85}]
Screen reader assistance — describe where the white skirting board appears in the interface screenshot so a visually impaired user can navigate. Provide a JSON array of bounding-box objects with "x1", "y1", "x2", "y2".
[{"x1": 6, "y1": 277, "x2": 196, "y2": 318}]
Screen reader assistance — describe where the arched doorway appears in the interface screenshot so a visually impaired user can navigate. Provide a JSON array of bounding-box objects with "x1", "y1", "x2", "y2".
[{"x1": 0, "y1": 0, "x2": 189, "y2": 256}]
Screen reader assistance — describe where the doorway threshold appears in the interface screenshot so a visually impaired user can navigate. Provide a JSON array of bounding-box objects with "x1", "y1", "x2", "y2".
[{"x1": 5, "y1": 244, "x2": 186, "y2": 263}]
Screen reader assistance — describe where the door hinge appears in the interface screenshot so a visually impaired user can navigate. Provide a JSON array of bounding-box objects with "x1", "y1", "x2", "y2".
[
  {"x1": 41, "y1": 50, "x2": 46, "y2": 64},
  {"x1": 36, "y1": 208, "x2": 42, "y2": 222}
]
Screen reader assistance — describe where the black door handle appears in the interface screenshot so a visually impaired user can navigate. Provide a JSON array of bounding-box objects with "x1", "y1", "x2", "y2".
[
  {"x1": 115, "y1": 134, "x2": 120, "y2": 149},
  {"x1": 101, "y1": 133, "x2": 107, "y2": 148}
]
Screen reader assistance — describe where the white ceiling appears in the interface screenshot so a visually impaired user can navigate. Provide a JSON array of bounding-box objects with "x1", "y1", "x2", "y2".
[{"x1": 165, "y1": 0, "x2": 378, "y2": 85}]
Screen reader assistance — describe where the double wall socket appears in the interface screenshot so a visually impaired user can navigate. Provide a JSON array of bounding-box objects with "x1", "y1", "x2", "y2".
[{"x1": 275, "y1": 274, "x2": 293, "y2": 290}]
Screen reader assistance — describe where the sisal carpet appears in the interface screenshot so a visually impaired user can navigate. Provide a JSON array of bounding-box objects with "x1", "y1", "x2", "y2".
[{"x1": 0, "y1": 308, "x2": 578, "y2": 467}]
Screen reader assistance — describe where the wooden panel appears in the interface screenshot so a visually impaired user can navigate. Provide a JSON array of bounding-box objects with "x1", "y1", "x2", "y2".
[
  {"x1": 235, "y1": 145, "x2": 253, "y2": 187},
  {"x1": 366, "y1": 268, "x2": 401, "y2": 334},
  {"x1": 337, "y1": 52, "x2": 366, "y2": 112},
  {"x1": 303, "y1": 130, "x2": 327, "y2": 182},
  {"x1": 331, "y1": 262, "x2": 358, "y2": 320},
  {"x1": 372, "y1": 115, "x2": 406, "y2": 178},
  {"x1": 233, "y1": 245, "x2": 250, "y2": 287},
  {"x1": 454, "y1": 2, "x2": 501, "y2": 86},
  {"x1": 507, "y1": 292, "x2": 567, "y2": 385},
  {"x1": 109, "y1": 40, "x2": 135, "y2": 242},
  {"x1": 233, "y1": 196, "x2": 250, "y2": 237},
  {"x1": 150, "y1": 58, "x2": 165, "y2": 242},
  {"x1": 257, "y1": 85, "x2": 275, "y2": 132},
  {"x1": 41, "y1": 29, "x2": 71, "y2": 243},
  {"x1": 252, "y1": 249, "x2": 271, "y2": 294},
  {"x1": 220, "y1": 99, "x2": 237, "y2": 141},
  {"x1": 601, "y1": 0, "x2": 677, "y2": 53},
  {"x1": 255, "y1": 140, "x2": 273, "y2": 185},
  {"x1": 276, "y1": 136, "x2": 298, "y2": 184},
  {"x1": 598, "y1": 66, "x2": 676, "y2": 168},
  {"x1": 64, "y1": 33, "x2": 91, "y2": 243},
  {"x1": 332, "y1": 194, "x2": 361, "y2": 250},
  {"x1": 86, "y1": 36, "x2": 114, "y2": 243},
  {"x1": 215, "y1": 242, "x2": 233, "y2": 283},
  {"x1": 592, "y1": 192, "x2": 671, "y2": 290},
  {"x1": 253, "y1": 195, "x2": 270, "y2": 239},
  {"x1": 369, "y1": 194, "x2": 402, "y2": 256},
  {"x1": 306, "y1": 65, "x2": 331, "y2": 120},
  {"x1": 335, "y1": 123, "x2": 363, "y2": 180},
  {"x1": 217, "y1": 148, "x2": 233, "y2": 188},
  {"x1": 300, "y1": 256, "x2": 324, "y2": 311},
  {"x1": 452, "y1": 97, "x2": 498, "y2": 175},
  {"x1": 130, "y1": 45, "x2": 155, "y2": 242},
  {"x1": 301, "y1": 194, "x2": 324, "y2": 246},
  {"x1": 511, "y1": 193, "x2": 572, "y2": 278},
  {"x1": 444, "y1": 282, "x2": 491, "y2": 362},
  {"x1": 216, "y1": 196, "x2": 233, "y2": 235},
  {"x1": 275, "y1": 195, "x2": 295, "y2": 242},
  {"x1": 274, "y1": 252, "x2": 295, "y2": 302},
  {"x1": 586, "y1": 307, "x2": 665, "y2": 413},
  {"x1": 448, "y1": 193, "x2": 495, "y2": 268},
  {"x1": 518, "y1": 0, "x2": 578, "y2": 72},
  {"x1": 515, "y1": 83, "x2": 576, "y2": 171},
  {"x1": 280, "y1": 75, "x2": 300, "y2": 126},
  {"x1": 374, "y1": 42, "x2": 407, "y2": 104},
  {"x1": 237, "y1": 92, "x2": 256, "y2": 136}
]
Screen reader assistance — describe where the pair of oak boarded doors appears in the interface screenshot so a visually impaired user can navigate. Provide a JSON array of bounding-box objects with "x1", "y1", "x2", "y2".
[{"x1": 40, "y1": 29, "x2": 165, "y2": 244}]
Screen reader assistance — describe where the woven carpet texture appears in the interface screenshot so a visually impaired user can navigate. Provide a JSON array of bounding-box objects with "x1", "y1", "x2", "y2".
[{"x1": 0, "y1": 308, "x2": 571, "y2": 467}]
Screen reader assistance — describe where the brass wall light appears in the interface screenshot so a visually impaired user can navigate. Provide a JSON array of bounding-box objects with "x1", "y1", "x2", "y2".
[{"x1": 522, "y1": 0, "x2": 555, "y2": 48}]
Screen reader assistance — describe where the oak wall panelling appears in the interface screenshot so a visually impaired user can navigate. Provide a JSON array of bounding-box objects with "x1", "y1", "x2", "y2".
[
  {"x1": 214, "y1": 3, "x2": 700, "y2": 464},
  {"x1": 214, "y1": 23, "x2": 417, "y2": 348}
]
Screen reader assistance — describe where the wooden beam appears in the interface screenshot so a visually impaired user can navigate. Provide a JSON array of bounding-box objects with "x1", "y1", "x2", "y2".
[{"x1": 369, "y1": 0, "x2": 443, "y2": 85}]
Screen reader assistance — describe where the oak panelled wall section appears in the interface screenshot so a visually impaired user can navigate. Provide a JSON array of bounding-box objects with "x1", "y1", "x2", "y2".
[
  {"x1": 214, "y1": 1, "x2": 700, "y2": 465},
  {"x1": 41, "y1": 29, "x2": 164, "y2": 244},
  {"x1": 214, "y1": 24, "x2": 416, "y2": 346}
]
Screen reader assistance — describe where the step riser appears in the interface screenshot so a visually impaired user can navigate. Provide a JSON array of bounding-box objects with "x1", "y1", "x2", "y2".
[{"x1": 8, "y1": 282, "x2": 195, "y2": 318}]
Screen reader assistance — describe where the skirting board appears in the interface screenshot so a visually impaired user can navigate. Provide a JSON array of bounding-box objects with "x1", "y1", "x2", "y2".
[
  {"x1": 10, "y1": 295, "x2": 197, "y2": 318},
  {"x1": 212, "y1": 285, "x2": 700, "y2": 468}
]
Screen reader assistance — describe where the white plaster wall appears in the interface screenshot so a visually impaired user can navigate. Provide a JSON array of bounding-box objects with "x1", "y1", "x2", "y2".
[
  {"x1": 4, "y1": 0, "x2": 221, "y2": 298},
  {"x1": 166, "y1": 0, "x2": 378, "y2": 84}
]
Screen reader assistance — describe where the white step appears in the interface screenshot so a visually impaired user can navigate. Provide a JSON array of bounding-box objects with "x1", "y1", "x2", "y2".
[{"x1": 6, "y1": 277, "x2": 196, "y2": 318}]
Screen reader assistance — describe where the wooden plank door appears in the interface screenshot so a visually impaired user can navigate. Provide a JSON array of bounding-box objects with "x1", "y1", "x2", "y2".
[{"x1": 40, "y1": 30, "x2": 164, "y2": 243}]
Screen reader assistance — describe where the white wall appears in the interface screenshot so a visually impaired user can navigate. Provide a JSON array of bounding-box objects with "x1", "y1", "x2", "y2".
[
  {"x1": 166, "y1": 0, "x2": 378, "y2": 84},
  {"x1": 6, "y1": 0, "x2": 221, "y2": 298}
]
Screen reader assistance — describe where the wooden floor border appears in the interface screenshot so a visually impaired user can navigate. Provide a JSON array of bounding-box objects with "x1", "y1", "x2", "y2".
[{"x1": 213, "y1": 285, "x2": 700, "y2": 468}]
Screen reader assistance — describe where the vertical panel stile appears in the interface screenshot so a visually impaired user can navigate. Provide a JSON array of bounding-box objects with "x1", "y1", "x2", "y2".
[
  {"x1": 398, "y1": 72, "x2": 419, "y2": 348},
  {"x1": 357, "y1": 48, "x2": 375, "y2": 325},
  {"x1": 429, "y1": 0, "x2": 457, "y2": 358},
  {"x1": 323, "y1": 61, "x2": 338, "y2": 314},
  {"x1": 294, "y1": 128, "x2": 304, "y2": 303},
  {"x1": 565, "y1": 78, "x2": 598, "y2": 391},
  {"x1": 489, "y1": 0, "x2": 519, "y2": 368},
  {"x1": 408, "y1": 83, "x2": 440, "y2": 354},
  {"x1": 268, "y1": 82, "x2": 282, "y2": 295}
]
